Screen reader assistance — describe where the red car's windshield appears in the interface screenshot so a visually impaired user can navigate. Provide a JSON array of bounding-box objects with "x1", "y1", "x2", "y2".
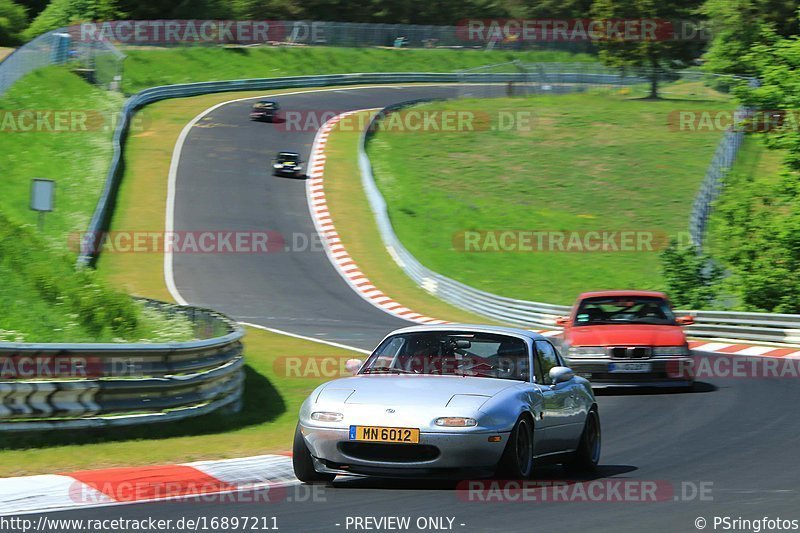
[
  {"x1": 361, "y1": 331, "x2": 529, "y2": 381},
  {"x1": 574, "y1": 296, "x2": 676, "y2": 326}
]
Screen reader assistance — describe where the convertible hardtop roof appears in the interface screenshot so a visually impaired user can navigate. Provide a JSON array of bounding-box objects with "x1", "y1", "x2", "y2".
[
  {"x1": 276, "y1": 151, "x2": 300, "y2": 158},
  {"x1": 254, "y1": 100, "x2": 277, "y2": 107},
  {"x1": 385, "y1": 323, "x2": 549, "y2": 342}
]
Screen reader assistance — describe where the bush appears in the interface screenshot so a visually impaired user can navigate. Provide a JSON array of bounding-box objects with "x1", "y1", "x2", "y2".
[
  {"x1": 660, "y1": 240, "x2": 722, "y2": 309},
  {"x1": 0, "y1": 0, "x2": 27, "y2": 45}
]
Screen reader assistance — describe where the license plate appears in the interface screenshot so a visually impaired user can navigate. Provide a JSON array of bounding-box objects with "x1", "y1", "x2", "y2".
[
  {"x1": 609, "y1": 362, "x2": 652, "y2": 373},
  {"x1": 349, "y1": 425, "x2": 420, "y2": 444}
]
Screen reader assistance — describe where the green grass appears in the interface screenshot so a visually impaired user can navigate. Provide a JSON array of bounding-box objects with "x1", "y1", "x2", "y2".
[
  {"x1": 321, "y1": 110, "x2": 499, "y2": 324},
  {"x1": 0, "y1": 91, "x2": 364, "y2": 476},
  {"x1": 121, "y1": 46, "x2": 594, "y2": 93},
  {"x1": 0, "y1": 67, "x2": 198, "y2": 342},
  {"x1": 0, "y1": 67, "x2": 123, "y2": 250},
  {"x1": 367, "y1": 90, "x2": 732, "y2": 305},
  {"x1": 0, "y1": 210, "x2": 195, "y2": 343},
  {"x1": 0, "y1": 326, "x2": 358, "y2": 476}
]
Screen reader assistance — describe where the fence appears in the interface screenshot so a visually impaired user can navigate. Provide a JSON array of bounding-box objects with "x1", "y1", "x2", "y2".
[
  {"x1": 688, "y1": 79, "x2": 759, "y2": 249},
  {"x1": 0, "y1": 28, "x2": 125, "y2": 96},
  {"x1": 3, "y1": 38, "x2": 793, "y2": 344},
  {"x1": 359, "y1": 101, "x2": 800, "y2": 346},
  {"x1": 0, "y1": 299, "x2": 244, "y2": 432}
]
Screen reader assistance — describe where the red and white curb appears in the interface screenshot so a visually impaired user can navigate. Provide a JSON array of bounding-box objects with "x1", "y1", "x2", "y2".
[
  {"x1": 305, "y1": 111, "x2": 800, "y2": 360},
  {"x1": 0, "y1": 454, "x2": 295, "y2": 516},
  {"x1": 688, "y1": 340, "x2": 800, "y2": 358},
  {"x1": 305, "y1": 111, "x2": 447, "y2": 325}
]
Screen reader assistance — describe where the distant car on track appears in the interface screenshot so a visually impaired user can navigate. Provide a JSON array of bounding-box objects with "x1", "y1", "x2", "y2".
[
  {"x1": 272, "y1": 151, "x2": 304, "y2": 178},
  {"x1": 556, "y1": 290, "x2": 695, "y2": 387},
  {"x1": 250, "y1": 100, "x2": 279, "y2": 122},
  {"x1": 293, "y1": 324, "x2": 600, "y2": 483}
]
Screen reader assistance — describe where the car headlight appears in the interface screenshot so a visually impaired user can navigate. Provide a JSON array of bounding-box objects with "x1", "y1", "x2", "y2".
[
  {"x1": 273, "y1": 164, "x2": 282, "y2": 168},
  {"x1": 568, "y1": 346, "x2": 608, "y2": 358},
  {"x1": 652, "y1": 346, "x2": 691, "y2": 356},
  {"x1": 311, "y1": 411, "x2": 343, "y2": 422},
  {"x1": 435, "y1": 417, "x2": 477, "y2": 427},
  {"x1": 294, "y1": 165, "x2": 302, "y2": 170}
]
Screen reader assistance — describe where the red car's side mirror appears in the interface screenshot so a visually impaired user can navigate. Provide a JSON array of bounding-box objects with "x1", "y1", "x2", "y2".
[
  {"x1": 555, "y1": 316, "x2": 570, "y2": 327},
  {"x1": 676, "y1": 316, "x2": 694, "y2": 326}
]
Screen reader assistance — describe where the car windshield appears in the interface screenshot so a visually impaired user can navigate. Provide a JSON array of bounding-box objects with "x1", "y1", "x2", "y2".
[
  {"x1": 574, "y1": 296, "x2": 676, "y2": 326},
  {"x1": 254, "y1": 102, "x2": 275, "y2": 109},
  {"x1": 277, "y1": 154, "x2": 299, "y2": 163},
  {"x1": 360, "y1": 331, "x2": 529, "y2": 381}
]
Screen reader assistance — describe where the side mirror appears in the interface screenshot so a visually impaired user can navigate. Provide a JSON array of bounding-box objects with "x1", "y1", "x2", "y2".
[
  {"x1": 555, "y1": 316, "x2": 570, "y2": 327},
  {"x1": 676, "y1": 316, "x2": 694, "y2": 326},
  {"x1": 345, "y1": 359, "x2": 363, "y2": 375},
  {"x1": 549, "y1": 366, "x2": 575, "y2": 385}
]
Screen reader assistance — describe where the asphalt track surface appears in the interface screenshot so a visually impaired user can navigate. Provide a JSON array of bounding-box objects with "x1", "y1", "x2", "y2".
[{"x1": 36, "y1": 85, "x2": 800, "y2": 532}]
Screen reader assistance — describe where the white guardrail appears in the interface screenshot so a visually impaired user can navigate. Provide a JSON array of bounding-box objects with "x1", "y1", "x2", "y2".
[
  {"x1": 73, "y1": 74, "x2": 800, "y2": 347},
  {"x1": 358, "y1": 101, "x2": 800, "y2": 346}
]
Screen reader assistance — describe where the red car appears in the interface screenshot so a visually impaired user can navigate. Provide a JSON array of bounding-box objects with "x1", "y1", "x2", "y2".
[{"x1": 555, "y1": 290, "x2": 695, "y2": 387}]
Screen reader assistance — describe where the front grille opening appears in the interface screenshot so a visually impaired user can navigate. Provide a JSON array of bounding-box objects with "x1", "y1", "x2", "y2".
[
  {"x1": 338, "y1": 442, "x2": 440, "y2": 463},
  {"x1": 610, "y1": 347, "x2": 651, "y2": 359}
]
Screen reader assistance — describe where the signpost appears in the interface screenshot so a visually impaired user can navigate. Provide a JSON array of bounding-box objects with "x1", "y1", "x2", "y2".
[{"x1": 30, "y1": 178, "x2": 55, "y2": 231}]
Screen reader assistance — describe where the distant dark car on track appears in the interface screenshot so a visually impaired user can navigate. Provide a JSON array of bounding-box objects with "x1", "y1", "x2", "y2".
[
  {"x1": 272, "y1": 151, "x2": 304, "y2": 178},
  {"x1": 250, "y1": 100, "x2": 279, "y2": 122}
]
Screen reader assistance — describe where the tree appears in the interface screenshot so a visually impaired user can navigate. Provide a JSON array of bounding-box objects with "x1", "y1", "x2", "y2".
[
  {"x1": 660, "y1": 240, "x2": 722, "y2": 309},
  {"x1": 701, "y1": 0, "x2": 797, "y2": 77},
  {"x1": 591, "y1": 0, "x2": 705, "y2": 98},
  {"x1": 23, "y1": 0, "x2": 119, "y2": 39},
  {"x1": 0, "y1": 0, "x2": 27, "y2": 45}
]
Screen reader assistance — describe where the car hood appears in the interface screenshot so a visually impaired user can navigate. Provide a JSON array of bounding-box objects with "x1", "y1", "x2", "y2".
[
  {"x1": 567, "y1": 324, "x2": 687, "y2": 346},
  {"x1": 316, "y1": 375, "x2": 517, "y2": 407}
]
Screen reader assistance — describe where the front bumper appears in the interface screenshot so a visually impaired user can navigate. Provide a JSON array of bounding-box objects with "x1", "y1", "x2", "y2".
[
  {"x1": 300, "y1": 423, "x2": 508, "y2": 477},
  {"x1": 273, "y1": 167, "x2": 302, "y2": 176},
  {"x1": 566, "y1": 357, "x2": 695, "y2": 387},
  {"x1": 250, "y1": 112, "x2": 274, "y2": 121}
]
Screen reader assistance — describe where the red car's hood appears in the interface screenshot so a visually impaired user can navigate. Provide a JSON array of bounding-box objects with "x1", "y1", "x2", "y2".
[{"x1": 566, "y1": 324, "x2": 687, "y2": 346}]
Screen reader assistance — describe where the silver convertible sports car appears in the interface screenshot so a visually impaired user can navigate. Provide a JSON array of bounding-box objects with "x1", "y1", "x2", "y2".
[{"x1": 293, "y1": 325, "x2": 601, "y2": 482}]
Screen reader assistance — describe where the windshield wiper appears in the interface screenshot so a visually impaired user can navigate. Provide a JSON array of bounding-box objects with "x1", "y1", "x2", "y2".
[{"x1": 362, "y1": 366, "x2": 415, "y2": 374}]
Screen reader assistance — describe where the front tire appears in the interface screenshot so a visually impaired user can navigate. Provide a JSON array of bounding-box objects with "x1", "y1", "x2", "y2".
[
  {"x1": 565, "y1": 408, "x2": 601, "y2": 473},
  {"x1": 292, "y1": 424, "x2": 335, "y2": 484},
  {"x1": 497, "y1": 416, "x2": 535, "y2": 478}
]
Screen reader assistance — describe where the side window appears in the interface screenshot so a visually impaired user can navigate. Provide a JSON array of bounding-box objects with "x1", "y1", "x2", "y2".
[{"x1": 535, "y1": 340, "x2": 559, "y2": 385}]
